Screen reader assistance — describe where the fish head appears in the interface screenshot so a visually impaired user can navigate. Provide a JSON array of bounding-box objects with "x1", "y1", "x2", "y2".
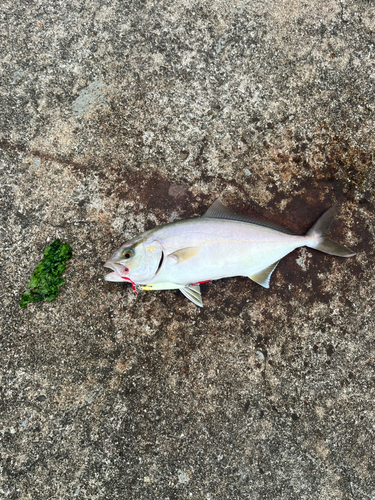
[{"x1": 104, "y1": 236, "x2": 163, "y2": 284}]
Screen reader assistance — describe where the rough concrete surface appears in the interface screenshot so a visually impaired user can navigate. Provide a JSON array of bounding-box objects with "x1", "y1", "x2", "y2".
[{"x1": 1, "y1": 1, "x2": 374, "y2": 498}]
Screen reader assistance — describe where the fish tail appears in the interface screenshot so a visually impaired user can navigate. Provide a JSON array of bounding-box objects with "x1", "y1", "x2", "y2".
[{"x1": 305, "y1": 206, "x2": 356, "y2": 257}]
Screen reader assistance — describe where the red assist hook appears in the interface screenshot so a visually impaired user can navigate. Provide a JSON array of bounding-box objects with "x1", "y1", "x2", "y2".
[{"x1": 121, "y1": 276, "x2": 138, "y2": 293}]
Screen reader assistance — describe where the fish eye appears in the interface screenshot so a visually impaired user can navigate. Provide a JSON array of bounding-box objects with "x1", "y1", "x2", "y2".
[{"x1": 122, "y1": 248, "x2": 134, "y2": 259}]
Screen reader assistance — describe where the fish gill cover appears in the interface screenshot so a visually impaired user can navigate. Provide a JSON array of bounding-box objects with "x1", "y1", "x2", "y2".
[{"x1": 20, "y1": 239, "x2": 73, "y2": 308}]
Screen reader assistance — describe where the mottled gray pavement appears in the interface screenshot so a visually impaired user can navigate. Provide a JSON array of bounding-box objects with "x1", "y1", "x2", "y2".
[{"x1": 1, "y1": 1, "x2": 375, "y2": 499}]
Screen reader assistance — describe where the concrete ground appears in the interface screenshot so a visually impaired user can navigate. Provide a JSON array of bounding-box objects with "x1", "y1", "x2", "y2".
[{"x1": 1, "y1": 1, "x2": 374, "y2": 498}]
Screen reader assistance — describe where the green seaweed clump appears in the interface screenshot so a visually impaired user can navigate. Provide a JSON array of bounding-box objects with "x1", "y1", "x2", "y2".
[{"x1": 20, "y1": 239, "x2": 72, "y2": 308}]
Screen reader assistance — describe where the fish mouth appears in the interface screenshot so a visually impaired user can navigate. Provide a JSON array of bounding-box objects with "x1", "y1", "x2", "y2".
[{"x1": 104, "y1": 261, "x2": 129, "y2": 282}]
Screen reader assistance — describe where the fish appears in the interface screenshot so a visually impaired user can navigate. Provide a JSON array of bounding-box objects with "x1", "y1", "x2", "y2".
[{"x1": 104, "y1": 199, "x2": 355, "y2": 307}]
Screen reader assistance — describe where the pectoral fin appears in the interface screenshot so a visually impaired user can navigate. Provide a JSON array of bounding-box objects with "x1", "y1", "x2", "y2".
[
  {"x1": 168, "y1": 247, "x2": 200, "y2": 263},
  {"x1": 179, "y1": 284, "x2": 203, "y2": 307},
  {"x1": 249, "y1": 261, "x2": 280, "y2": 288}
]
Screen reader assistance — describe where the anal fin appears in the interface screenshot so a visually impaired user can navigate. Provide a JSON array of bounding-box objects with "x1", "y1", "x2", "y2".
[
  {"x1": 249, "y1": 261, "x2": 280, "y2": 288},
  {"x1": 179, "y1": 284, "x2": 203, "y2": 307}
]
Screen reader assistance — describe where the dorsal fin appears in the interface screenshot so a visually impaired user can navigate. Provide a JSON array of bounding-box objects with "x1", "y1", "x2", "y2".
[
  {"x1": 249, "y1": 260, "x2": 280, "y2": 288},
  {"x1": 203, "y1": 199, "x2": 294, "y2": 235}
]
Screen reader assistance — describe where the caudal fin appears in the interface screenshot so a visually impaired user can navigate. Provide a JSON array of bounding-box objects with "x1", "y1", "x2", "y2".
[{"x1": 305, "y1": 206, "x2": 356, "y2": 257}]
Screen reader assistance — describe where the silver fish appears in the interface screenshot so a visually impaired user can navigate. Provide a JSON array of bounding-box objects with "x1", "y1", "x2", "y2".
[{"x1": 104, "y1": 199, "x2": 355, "y2": 307}]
